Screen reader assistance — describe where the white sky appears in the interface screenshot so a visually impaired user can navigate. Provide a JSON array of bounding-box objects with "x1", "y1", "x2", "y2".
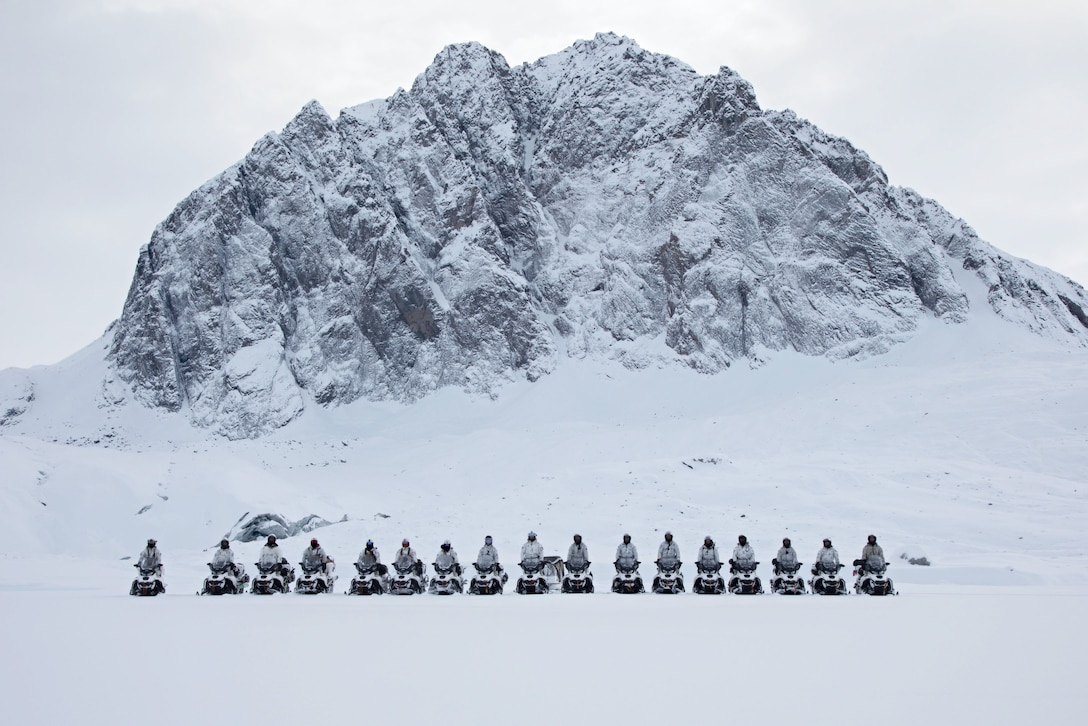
[{"x1": 1, "y1": 0, "x2": 1085, "y2": 369}]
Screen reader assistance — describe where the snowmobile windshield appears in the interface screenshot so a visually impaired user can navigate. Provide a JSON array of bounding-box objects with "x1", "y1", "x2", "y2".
[
  {"x1": 521, "y1": 560, "x2": 544, "y2": 573},
  {"x1": 394, "y1": 562, "x2": 414, "y2": 574},
  {"x1": 435, "y1": 553, "x2": 455, "y2": 570},
  {"x1": 659, "y1": 556, "x2": 679, "y2": 569},
  {"x1": 476, "y1": 553, "x2": 495, "y2": 568}
]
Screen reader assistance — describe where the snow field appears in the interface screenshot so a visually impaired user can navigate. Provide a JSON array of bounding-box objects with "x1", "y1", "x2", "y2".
[{"x1": 3, "y1": 586, "x2": 1086, "y2": 726}]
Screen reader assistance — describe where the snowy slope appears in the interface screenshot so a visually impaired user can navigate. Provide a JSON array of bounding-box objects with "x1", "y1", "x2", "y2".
[{"x1": 2, "y1": 286, "x2": 1086, "y2": 584}]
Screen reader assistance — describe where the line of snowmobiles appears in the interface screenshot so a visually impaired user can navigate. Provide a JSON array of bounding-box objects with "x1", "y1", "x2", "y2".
[
  {"x1": 137, "y1": 558, "x2": 896, "y2": 597},
  {"x1": 601, "y1": 559, "x2": 897, "y2": 596}
]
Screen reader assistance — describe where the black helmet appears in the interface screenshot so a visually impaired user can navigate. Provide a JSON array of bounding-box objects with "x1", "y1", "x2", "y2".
[
  {"x1": 622, "y1": 533, "x2": 631, "y2": 542},
  {"x1": 147, "y1": 538, "x2": 157, "y2": 546},
  {"x1": 868, "y1": 534, "x2": 877, "y2": 544},
  {"x1": 267, "y1": 535, "x2": 277, "y2": 544},
  {"x1": 738, "y1": 535, "x2": 747, "y2": 545},
  {"x1": 823, "y1": 538, "x2": 831, "y2": 546},
  {"x1": 220, "y1": 539, "x2": 230, "y2": 548},
  {"x1": 704, "y1": 535, "x2": 713, "y2": 544},
  {"x1": 484, "y1": 535, "x2": 493, "y2": 545},
  {"x1": 573, "y1": 534, "x2": 582, "y2": 543},
  {"x1": 664, "y1": 531, "x2": 673, "y2": 541},
  {"x1": 365, "y1": 540, "x2": 374, "y2": 549},
  {"x1": 782, "y1": 537, "x2": 791, "y2": 547}
]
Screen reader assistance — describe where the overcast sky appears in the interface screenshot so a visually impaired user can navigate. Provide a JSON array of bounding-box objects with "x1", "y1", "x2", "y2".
[{"x1": 1, "y1": 0, "x2": 1085, "y2": 369}]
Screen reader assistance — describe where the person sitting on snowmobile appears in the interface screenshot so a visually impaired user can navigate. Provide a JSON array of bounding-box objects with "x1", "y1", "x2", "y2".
[
  {"x1": 259, "y1": 535, "x2": 291, "y2": 576},
  {"x1": 211, "y1": 538, "x2": 239, "y2": 575},
  {"x1": 302, "y1": 539, "x2": 333, "y2": 572},
  {"x1": 729, "y1": 535, "x2": 756, "y2": 570},
  {"x1": 435, "y1": 540, "x2": 461, "y2": 575},
  {"x1": 696, "y1": 536, "x2": 720, "y2": 570},
  {"x1": 773, "y1": 537, "x2": 798, "y2": 574},
  {"x1": 139, "y1": 538, "x2": 163, "y2": 576},
  {"x1": 520, "y1": 532, "x2": 544, "y2": 569},
  {"x1": 656, "y1": 532, "x2": 681, "y2": 569},
  {"x1": 857, "y1": 534, "x2": 886, "y2": 572},
  {"x1": 567, "y1": 534, "x2": 590, "y2": 569},
  {"x1": 813, "y1": 538, "x2": 840, "y2": 574},
  {"x1": 615, "y1": 534, "x2": 639, "y2": 571},
  {"x1": 357, "y1": 540, "x2": 387, "y2": 576},
  {"x1": 394, "y1": 539, "x2": 423, "y2": 576},
  {"x1": 476, "y1": 536, "x2": 501, "y2": 571}
]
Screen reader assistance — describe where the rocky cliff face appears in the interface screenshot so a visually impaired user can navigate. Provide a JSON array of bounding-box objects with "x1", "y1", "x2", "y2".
[{"x1": 107, "y1": 33, "x2": 1088, "y2": 437}]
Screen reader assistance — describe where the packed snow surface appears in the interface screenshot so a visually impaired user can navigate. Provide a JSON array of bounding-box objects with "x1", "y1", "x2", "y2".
[{"x1": 2, "y1": 287, "x2": 1088, "y2": 723}]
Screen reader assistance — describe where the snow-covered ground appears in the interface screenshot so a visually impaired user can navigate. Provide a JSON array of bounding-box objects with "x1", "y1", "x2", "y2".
[
  {"x1": 2, "y1": 303, "x2": 1088, "y2": 723},
  {"x1": 4, "y1": 583, "x2": 1086, "y2": 725}
]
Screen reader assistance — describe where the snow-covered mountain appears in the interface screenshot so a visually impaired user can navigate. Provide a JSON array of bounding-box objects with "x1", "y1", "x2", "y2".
[{"x1": 41, "y1": 31, "x2": 1074, "y2": 438}]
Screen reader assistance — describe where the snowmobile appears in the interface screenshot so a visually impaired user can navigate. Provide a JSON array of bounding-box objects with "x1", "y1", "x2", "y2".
[
  {"x1": 611, "y1": 561, "x2": 645, "y2": 594},
  {"x1": 853, "y1": 560, "x2": 897, "y2": 596},
  {"x1": 129, "y1": 564, "x2": 165, "y2": 596},
  {"x1": 295, "y1": 561, "x2": 336, "y2": 594},
  {"x1": 809, "y1": 563, "x2": 848, "y2": 595},
  {"x1": 652, "y1": 560, "x2": 685, "y2": 594},
  {"x1": 429, "y1": 555, "x2": 463, "y2": 595},
  {"x1": 561, "y1": 560, "x2": 594, "y2": 593},
  {"x1": 389, "y1": 561, "x2": 426, "y2": 595},
  {"x1": 770, "y1": 562, "x2": 806, "y2": 595},
  {"x1": 200, "y1": 561, "x2": 248, "y2": 595},
  {"x1": 692, "y1": 563, "x2": 726, "y2": 594},
  {"x1": 468, "y1": 562, "x2": 506, "y2": 595},
  {"x1": 727, "y1": 561, "x2": 763, "y2": 595},
  {"x1": 516, "y1": 560, "x2": 549, "y2": 595},
  {"x1": 251, "y1": 560, "x2": 294, "y2": 594},
  {"x1": 348, "y1": 562, "x2": 387, "y2": 595}
]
